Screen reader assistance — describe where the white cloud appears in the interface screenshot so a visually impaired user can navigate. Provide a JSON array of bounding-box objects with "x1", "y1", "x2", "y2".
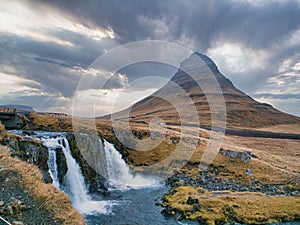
[
  {"x1": 0, "y1": 72, "x2": 39, "y2": 96},
  {"x1": 0, "y1": 0, "x2": 115, "y2": 46},
  {"x1": 207, "y1": 42, "x2": 267, "y2": 74},
  {"x1": 254, "y1": 97, "x2": 300, "y2": 116}
]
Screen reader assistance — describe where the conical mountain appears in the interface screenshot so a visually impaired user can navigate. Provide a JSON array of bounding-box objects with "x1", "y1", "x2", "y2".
[{"x1": 110, "y1": 53, "x2": 300, "y2": 129}]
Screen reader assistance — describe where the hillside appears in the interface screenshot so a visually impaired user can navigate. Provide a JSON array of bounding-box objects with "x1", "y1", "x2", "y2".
[
  {"x1": 0, "y1": 124, "x2": 85, "y2": 225},
  {"x1": 109, "y1": 53, "x2": 300, "y2": 129}
]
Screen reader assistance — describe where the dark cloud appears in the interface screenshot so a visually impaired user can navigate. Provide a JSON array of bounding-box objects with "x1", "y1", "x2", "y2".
[
  {"x1": 31, "y1": 0, "x2": 300, "y2": 103},
  {"x1": 1, "y1": 0, "x2": 300, "y2": 116},
  {"x1": 36, "y1": 0, "x2": 300, "y2": 51},
  {"x1": 0, "y1": 33, "x2": 121, "y2": 98}
]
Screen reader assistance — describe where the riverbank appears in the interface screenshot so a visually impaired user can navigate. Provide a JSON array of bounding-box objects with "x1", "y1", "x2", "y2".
[
  {"x1": 162, "y1": 169, "x2": 300, "y2": 224},
  {"x1": 0, "y1": 144, "x2": 85, "y2": 225}
]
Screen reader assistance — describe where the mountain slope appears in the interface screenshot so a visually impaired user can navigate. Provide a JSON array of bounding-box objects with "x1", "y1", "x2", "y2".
[{"x1": 109, "y1": 53, "x2": 300, "y2": 129}]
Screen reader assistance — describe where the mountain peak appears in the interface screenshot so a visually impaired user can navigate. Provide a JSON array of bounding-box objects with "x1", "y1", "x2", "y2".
[{"x1": 179, "y1": 52, "x2": 219, "y2": 74}]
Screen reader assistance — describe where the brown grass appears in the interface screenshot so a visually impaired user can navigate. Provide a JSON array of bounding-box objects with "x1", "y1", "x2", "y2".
[
  {"x1": 29, "y1": 112, "x2": 73, "y2": 132},
  {"x1": 163, "y1": 186, "x2": 300, "y2": 225},
  {"x1": 0, "y1": 145, "x2": 86, "y2": 225}
]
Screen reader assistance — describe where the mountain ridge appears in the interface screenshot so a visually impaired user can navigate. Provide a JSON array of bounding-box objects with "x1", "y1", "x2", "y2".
[{"x1": 108, "y1": 52, "x2": 300, "y2": 129}]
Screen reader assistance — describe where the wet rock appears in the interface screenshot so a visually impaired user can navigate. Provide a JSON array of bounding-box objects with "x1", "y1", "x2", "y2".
[
  {"x1": 22, "y1": 130, "x2": 34, "y2": 136},
  {"x1": 161, "y1": 205, "x2": 172, "y2": 217},
  {"x1": 0, "y1": 201, "x2": 4, "y2": 207},
  {"x1": 67, "y1": 133, "x2": 108, "y2": 193},
  {"x1": 55, "y1": 147, "x2": 68, "y2": 184}
]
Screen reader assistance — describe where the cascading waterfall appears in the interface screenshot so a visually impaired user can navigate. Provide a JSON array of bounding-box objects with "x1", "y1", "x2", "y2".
[
  {"x1": 40, "y1": 135, "x2": 116, "y2": 215},
  {"x1": 13, "y1": 130, "x2": 160, "y2": 216},
  {"x1": 103, "y1": 140, "x2": 159, "y2": 189},
  {"x1": 47, "y1": 145, "x2": 60, "y2": 188}
]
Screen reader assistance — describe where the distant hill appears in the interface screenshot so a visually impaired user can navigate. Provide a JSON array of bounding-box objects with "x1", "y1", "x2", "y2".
[
  {"x1": 0, "y1": 104, "x2": 35, "y2": 112},
  {"x1": 107, "y1": 53, "x2": 300, "y2": 129}
]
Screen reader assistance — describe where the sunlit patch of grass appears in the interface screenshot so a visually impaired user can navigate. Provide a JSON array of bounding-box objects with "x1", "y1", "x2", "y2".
[
  {"x1": 163, "y1": 186, "x2": 300, "y2": 225},
  {"x1": 29, "y1": 112, "x2": 73, "y2": 132}
]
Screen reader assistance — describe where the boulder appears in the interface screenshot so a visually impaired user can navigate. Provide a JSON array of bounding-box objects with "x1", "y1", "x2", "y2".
[{"x1": 220, "y1": 149, "x2": 252, "y2": 163}]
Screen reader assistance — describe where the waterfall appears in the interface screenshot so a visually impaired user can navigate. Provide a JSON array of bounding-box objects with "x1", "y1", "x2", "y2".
[
  {"x1": 12, "y1": 130, "x2": 159, "y2": 215},
  {"x1": 103, "y1": 140, "x2": 159, "y2": 190},
  {"x1": 40, "y1": 135, "x2": 116, "y2": 215},
  {"x1": 47, "y1": 147, "x2": 60, "y2": 188}
]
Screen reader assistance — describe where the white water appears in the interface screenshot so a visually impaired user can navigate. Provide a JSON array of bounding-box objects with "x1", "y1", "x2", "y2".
[
  {"x1": 104, "y1": 140, "x2": 159, "y2": 190},
  {"x1": 19, "y1": 131, "x2": 159, "y2": 215},
  {"x1": 40, "y1": 135, "x2": 116, "y2": 215}
]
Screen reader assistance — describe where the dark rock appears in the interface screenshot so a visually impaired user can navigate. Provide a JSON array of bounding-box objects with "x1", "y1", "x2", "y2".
[
  {"x1": 22, "y1": 130, "x2": 34, "y2": 136},
  {"x1": 55, "y1": 147, "x2": 68, "y2": 185},
  {"x1": 186, "y1": 196, "x2": 199, "y2": 205},
  {"x1": 161, "y1": 205, "x2": 172, "y2": 217},
  {"x1": 66, "y1": 133, "x2": 108, "y2": 193},
  {"x1": 171, "y1": 137, "x2": 180, "y2": 144},
  {"x1": 0, "y1": 114, "x2": 26, "y2": 130},
  {"x1": 3, "y1": 136, "x2": 52, "y2": 184},
  {"x1": 214, "y1": 168, "x2": 219, "y2": 175},
  {"x1": 193, "y1": 203, "x2": 201, "y2": 212}
]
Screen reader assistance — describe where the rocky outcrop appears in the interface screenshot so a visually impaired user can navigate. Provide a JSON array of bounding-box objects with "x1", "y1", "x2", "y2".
[
  {"x1": 0, "y1": 113, "x2": 27, "y2": 130},
  {"x1": 1, "y1": 135, "x2": 52, "y2": 183},
  {"x1": 219, "y1": 149, "x2": 256, "y2": 163},
  {"x1": 66, "y1": 133, "x2": 108, "y2": 194},
  {"x1": 166, "y1": 170, "x2": 298, "y2": 196},
  {"x1": 55, "y1": 147, "x2": 68, "y2": 185}
]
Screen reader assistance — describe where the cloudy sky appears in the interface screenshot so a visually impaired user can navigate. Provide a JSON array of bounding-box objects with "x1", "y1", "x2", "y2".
[{"x1": 0, "y1": 0, "x2": 300, "y2": 116}]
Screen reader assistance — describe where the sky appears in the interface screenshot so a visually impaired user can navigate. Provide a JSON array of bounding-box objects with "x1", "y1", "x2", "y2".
[{"x1": 0, "y1": 0, "x2": 299, "y2": 116}]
